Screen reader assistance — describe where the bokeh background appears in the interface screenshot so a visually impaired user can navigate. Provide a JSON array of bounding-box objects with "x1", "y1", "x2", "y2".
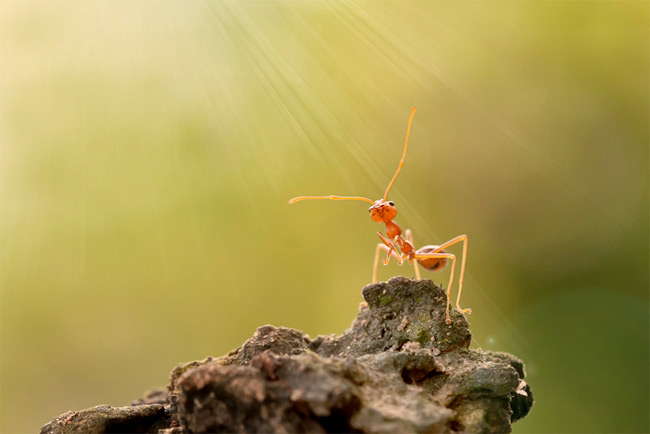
[{"x1": 1, "y1": 1, "x2": 648, "y2": 433}]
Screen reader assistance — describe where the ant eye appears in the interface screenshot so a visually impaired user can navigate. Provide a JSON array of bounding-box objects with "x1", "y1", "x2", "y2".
[
  {"x1": 388, "y1": 201, "x2": 395, "y2": 206},
  {"x1": 368, "y1": 208, "x2": 372, "y2": 212}
]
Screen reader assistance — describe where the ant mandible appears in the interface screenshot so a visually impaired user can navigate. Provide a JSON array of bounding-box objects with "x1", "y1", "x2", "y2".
[{"x1": 289, "y1": 106, "x2": 471, "y2": 324}]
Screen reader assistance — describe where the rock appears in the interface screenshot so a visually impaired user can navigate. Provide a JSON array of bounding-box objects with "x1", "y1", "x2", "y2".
[
  {"x1": 310, "y1": 278, "x2": 472, "y2": 357},
  {"x1": 41, "y1": 277, "x2": 533, "y2": 433},
  {"x1": 40, "y1": 404, "x2": 169, "y2": 434}
]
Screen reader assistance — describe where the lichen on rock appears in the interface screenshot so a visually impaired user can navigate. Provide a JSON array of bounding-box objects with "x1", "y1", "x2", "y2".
[{"x1": 41, "y1": 277, "x2": 533, "y2": 434}]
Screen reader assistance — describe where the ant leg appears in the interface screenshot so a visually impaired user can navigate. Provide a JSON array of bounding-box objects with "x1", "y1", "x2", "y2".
[
  {"x1": 433, "y1": 235, "x2": 471, "y2": 315},
  {"x1": 377, "y1": 232, "x2": 402, "y2": 266},
  {"x1": 405, "y1": 229, "x2": 421, "y2": 280},
  {"x1": 373, "y1": 243, "x2": 402, "y2": 283},
  {"x1": 413, "y1": 251, "x2": 456, "y2": 323}
]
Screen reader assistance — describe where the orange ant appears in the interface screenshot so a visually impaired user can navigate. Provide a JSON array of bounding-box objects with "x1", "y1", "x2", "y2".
[{"x1": 289, "y1": 106, "x2": 470, "y2": 324}]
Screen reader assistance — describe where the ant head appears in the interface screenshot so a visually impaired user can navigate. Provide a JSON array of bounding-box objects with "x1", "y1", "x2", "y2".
[{"x1": 369, "y1": 199, "x2": 397, "y2": 223}]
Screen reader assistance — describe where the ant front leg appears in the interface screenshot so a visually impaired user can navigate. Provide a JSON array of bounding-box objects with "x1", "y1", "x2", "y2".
[
  {"x1": 372, "y1": 242, "x2": 402, "y2": 283},
  {"x1": 376, "y1": 232, "x2": 403, "y2": 266}
]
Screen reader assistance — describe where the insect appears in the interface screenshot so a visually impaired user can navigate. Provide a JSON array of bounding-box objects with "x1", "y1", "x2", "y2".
[{"x1": 289, "y1": 106, "x2": 470, "y2": 323}]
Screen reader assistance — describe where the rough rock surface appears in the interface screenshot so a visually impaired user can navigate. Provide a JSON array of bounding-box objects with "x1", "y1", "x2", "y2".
[{"x1": 41, "y1": 277, "x2": 533, "y2": 433}]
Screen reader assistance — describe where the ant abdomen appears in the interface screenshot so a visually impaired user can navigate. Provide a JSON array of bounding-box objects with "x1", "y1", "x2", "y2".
[{"x1": 415, "y1": 245, "x2": 448, "y2": 271}]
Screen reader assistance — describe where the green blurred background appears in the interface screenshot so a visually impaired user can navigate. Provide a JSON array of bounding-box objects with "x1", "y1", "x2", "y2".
[{"x1": 1, "y1": 1, "x2": 648, "y2": 433}]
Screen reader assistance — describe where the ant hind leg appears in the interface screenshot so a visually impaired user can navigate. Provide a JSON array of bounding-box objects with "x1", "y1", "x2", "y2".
[
  {"x1": 433, "y1": 235, "x2": 471, "y2": 315},
  {"x1": 413, "y1": 251, "x2": 457, "y2": 323}
]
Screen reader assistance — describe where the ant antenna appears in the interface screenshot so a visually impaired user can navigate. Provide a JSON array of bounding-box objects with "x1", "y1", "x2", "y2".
[
  {"x1": 289, "y1": 195, "x2": 375, "y2": 204},
  {"x1": 383, "y1": 106, "x2": 416, "y2": 201}
]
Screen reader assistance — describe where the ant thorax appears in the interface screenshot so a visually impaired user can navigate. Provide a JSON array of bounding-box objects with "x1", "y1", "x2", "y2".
[{"x1": 385, "y1": 220, "x2": 402, "y2": 239}]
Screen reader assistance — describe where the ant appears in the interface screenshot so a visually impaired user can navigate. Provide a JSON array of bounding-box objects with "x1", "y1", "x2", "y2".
[{"x1": 289, "y1": 106, "x2": 470, "y2": 324}]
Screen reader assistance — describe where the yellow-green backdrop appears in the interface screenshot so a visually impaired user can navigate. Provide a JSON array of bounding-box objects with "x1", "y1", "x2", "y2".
[{"x1": 1, "y1": 2, "x2": 648, "y2": 433}]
